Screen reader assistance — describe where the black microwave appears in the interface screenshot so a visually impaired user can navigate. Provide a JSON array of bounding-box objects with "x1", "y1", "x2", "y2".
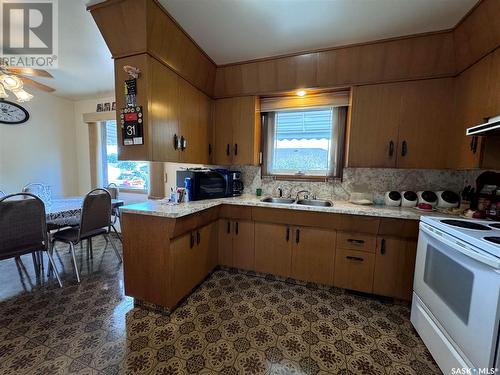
[{"x1": 176, "y1": 169, "x2": 243, "y2": 201}]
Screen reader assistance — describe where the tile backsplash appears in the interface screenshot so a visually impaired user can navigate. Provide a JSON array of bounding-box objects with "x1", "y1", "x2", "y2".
[{"x1": 239, "y1": 166, "x2": 493, "y2": 201}]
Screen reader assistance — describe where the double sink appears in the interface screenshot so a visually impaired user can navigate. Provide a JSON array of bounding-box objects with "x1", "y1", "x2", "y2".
[{"x1": 260, "y1": 197, "x2": 333, "y2": 207}]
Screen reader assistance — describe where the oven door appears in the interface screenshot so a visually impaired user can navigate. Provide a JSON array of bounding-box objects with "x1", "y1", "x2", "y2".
[{"x1": 414, "y1": 222, "x2": 500, "y2": 368}]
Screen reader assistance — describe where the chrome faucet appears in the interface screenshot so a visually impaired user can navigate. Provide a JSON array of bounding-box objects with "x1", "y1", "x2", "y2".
[{"x1": 295, "y1": 190, "x2": 311, "y2": 201}]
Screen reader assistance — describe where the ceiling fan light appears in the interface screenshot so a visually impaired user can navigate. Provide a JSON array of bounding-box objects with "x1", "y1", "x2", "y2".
[
  {"x1": 12, "y1": 88, "x2": 33, "y2": 102},
  {"x1": 0, "y1": 74, "x2": 22, "y2": 90},
  {"x1": 0, "y1": 83, "x2": 8, "y2": 99}
]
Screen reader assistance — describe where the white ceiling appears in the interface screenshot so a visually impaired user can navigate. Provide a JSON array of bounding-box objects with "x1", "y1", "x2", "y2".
[
  {"x1": 159, "y1": 0, "x2": 477, "y2": 65},
  {"x1": 32, "y1": 0, "x2": 114, "y2": 101}
]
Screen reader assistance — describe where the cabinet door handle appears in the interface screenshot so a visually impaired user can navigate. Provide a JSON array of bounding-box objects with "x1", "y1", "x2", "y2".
[
  {"x1": 234, "y1": 143, "x2": 238, "y2": 156},
  {"x1": 235, "y1": 222, "x2": 239, "y2": 235},
  {"x1": 286, "y1": 226, "x2": 290, "y2": 242},
  {"x1": 470, "y1": 136, "x2": 478, "y2": 154},
  {"x1": 208, "y1": 143, "x2": 212, "y2": 155},
  {"x1": 197, "y1": 230, "x2": 201, "y2": 245},
  {"x1": 295, "y1": 229, "x2": 300, "y2": 244},
  {"x1": 227, "y1": 221, "x2": 231, "y2": 234},
  {"x1": 389, "y1": 140, "x2": 394, "y2": 157},
  {"x1": 380, "y1": 238, "x2": 386, "y2": 255},
  {"x1": 226, "y1": 144, "x2": 230, "y2": 156},
  {"x1": 190, "y1": 232, "x2": 195, "y2": 249},
  {"x1": 173, "y1": 134, "x2": 179, "y2": 150},
  {"x1": 346, "y1": 256, "x2": 364, "y2": 262},
  {"x1": 180, "y1": 136, "x2": 186, "y2": 151},
  {"x1": 401, "y1": 140, "x2": 408, "y2": 157},
  {"x1": 347, "y1": 239, "x2": 365, "y2": 245}
]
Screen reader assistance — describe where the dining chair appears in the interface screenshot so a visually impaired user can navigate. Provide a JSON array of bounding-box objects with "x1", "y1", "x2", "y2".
[
  {"x1": 107, "y1": 183, "x2": 122, "y2": 243},
  {"x1": 0, "y1": 193, "x2": 62, "y2": 288},
  {"x1": 51, "y1": 188, "x2": 122, "y2": 283}
]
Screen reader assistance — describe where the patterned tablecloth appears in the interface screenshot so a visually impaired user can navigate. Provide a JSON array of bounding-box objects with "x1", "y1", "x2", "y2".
[{"x1": 46, "y1": 198, "x2": 124, "y2": 226}]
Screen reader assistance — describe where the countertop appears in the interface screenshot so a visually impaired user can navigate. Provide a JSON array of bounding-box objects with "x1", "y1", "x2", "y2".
[{"x1": 120, "y1": 194, "x2": 456, "y2": 221}]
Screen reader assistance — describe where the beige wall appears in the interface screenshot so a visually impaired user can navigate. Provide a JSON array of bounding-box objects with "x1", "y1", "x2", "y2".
[{"x1": 0, "y1": 91, "x2": 77, "y2": 196}]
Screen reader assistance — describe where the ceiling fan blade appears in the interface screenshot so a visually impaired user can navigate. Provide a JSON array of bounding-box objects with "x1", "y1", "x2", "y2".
[
  {"x1": 20, "y1": 77, "x2": 56, "y2": 92},
  {"x1": 6, "y1": 67, "x2": 53, "y2": 78}
]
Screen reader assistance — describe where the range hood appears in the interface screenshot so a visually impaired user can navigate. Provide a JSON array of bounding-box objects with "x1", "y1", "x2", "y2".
[{"x1": 466, "y1": 115, "x2": 500, "y2": 136}]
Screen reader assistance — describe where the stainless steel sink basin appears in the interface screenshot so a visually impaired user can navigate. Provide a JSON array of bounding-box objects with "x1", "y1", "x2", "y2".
[
  {"x1": 296, "y1": 199, "x2": 333, "y2": 207},
  {"x1": 260, "y1": 197, "x2": 296, "y2": 204}
]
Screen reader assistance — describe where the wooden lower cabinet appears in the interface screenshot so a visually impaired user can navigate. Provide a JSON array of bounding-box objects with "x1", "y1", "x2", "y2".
[
  {"x1": 171, "y1": 221, "x2": 218, "y2": 306},
  {"x1": 291, "y1": 227, "x2": 336, "y2": 285},
  {"x1": 373, "y1": 238, "x2": 417, "y2": 300},
  {"x1": 334, "y1": 249, "x2": 375, "y2": 293},
  {"x1": 255, "y1": 223, "x2": 292, "y2": 277},
  {"x1": 217, "y1": 219, "x2": 255, "y2": 271}
]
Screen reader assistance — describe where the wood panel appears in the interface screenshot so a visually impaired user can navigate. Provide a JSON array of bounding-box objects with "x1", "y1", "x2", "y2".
[
  {"x1": 373, "y1": 238, "x2": 417, "y2": 300},
  {"x1": 254, "y1": 223, "x2": 292, "y2": 278},
  {"x1": 334, "y1": 249, "x2": 375, "y2": 293},
  {"x1": 121, "y1": 213, "x2": 174, "y2": 308},
  {"x1": 233, "y1": 96, "x2": 261, "y2": 165},
  {"x1": 337, "y1": 215, "x2": 380, "y2": 234},
  {"x1": 89, "y1": 0, "x2": 216, "y2": 96},
  {"x1": 397, "y1": 78, "x2": 455, "y2": 169},
  {"x1": 347, "y1": 83, "x2": 402, "y2": 168},
  {"x1": 232, "y1": 220, "x2": 255, "y2": 271},
  {"x1": 336, "y1": 232, "x2": 376, "y2": 253},
  {"x1": 219, "y1": 205, "x2": 252, "y2": 220},
  {"x1": 150, "y1": 57, "x2": 180, "y2": 162},
  {"x1": 291, "y1": 227, "x2": 336, "y2": 285},
  {"x1": 171, "y1": 231, "x2": 196, "y2": 306},
  {"x1": 251, "y1": 207, "x2": 341, "y2": 229},
  {"x1": 453, "y1": 0, "x2": 500, "y2": 72},
  {"x1": 114, "y1": 54, "x2": 152, "y2": 161},
  {"x1": 214, "y1": 98, "x2": 235, "y2": 165},
  {"x1": 218, "y1": 219, "x2": 233, "y2": 267},
  {"x1": 378, "y1": 218, "x2": 419, "y2": 239},
  {"x1": 214, "y1": 31, "x2": 455, "y2": 98},
  {"x1": 487, "y1": 48, "x2": 500, "y2": 117},
  {"x1": 172, "y1": 207, "x2": 220, "y2": 239}
]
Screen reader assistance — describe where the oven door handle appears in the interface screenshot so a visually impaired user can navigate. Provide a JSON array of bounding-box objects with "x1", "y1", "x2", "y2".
[{"x1": 420, "y1": 223, "x2": 500, "y2": 269}]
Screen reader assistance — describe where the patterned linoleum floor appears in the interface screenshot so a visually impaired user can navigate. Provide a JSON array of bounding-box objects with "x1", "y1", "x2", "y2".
[{"x1": 0, "y1": 236, "x2": 442, "y2": 374}]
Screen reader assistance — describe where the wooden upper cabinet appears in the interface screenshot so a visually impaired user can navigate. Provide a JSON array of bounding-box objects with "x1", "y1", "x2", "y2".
[
  {"x1": 214, "y1": 96, "x2": 261, "y2": 165},
  {"x1": 397, "y1": 78, "x2": 454, "y2": 169},
  {"x1": 347, "y1": 83, "x2": 402, "y2": 168},
  {"x1": 348, "y1": 78, "x2": 455, "y2": 169}
]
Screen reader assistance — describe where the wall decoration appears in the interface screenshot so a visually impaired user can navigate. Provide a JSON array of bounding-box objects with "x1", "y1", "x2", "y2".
[
  {"x1": 96, "y1": 103, "x2": 103, "y2": 112},
  {"x1": 112, "y1": 101, "x2": 116, "y2": 111},
  {"x1": 104, "y1": 102, "x2": 111, "y2": 111},
  {"x1": 120, "y1": 106, "x2": 143, "y2": 146},
  {"x1": 123, "y1": 65, "x2": 140, "y2": 108},
  {"x1": 0, "y1": 99, "x2": 30, "y2": 124}
]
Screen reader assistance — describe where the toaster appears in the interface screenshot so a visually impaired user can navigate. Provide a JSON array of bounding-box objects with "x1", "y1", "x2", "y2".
[
  {"x1": 384, "y1": 191, "x2": 402, "y2": 206},
  {"x1": 401, "y1": 191, "x2": 418, "y2": 207},
  {"x1": 417, "y1": 191, "x2": 438, "y2": 207},
  {"x1": 436, "y1": 190, "x2": 460, "y2": 208}
]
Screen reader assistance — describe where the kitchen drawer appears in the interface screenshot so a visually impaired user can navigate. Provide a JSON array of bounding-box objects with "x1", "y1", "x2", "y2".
[
  {"x1": 336, "y1": 232, "x2": 376, "y2": 253},
  {"x1": 334, "y1": 249, "x2": 375, "y2": 293}
]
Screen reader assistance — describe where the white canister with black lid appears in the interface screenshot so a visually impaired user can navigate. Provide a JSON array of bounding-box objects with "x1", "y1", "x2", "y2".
[
  {"x1": 385, "y1": 191, "x2": 402, "y2": 206},
  {"x1": 401, "y1": 191, "x2": 418, "y2": 207},
  {"x1": 417, "y1": 191, "x2": 438, "y2": 207}
]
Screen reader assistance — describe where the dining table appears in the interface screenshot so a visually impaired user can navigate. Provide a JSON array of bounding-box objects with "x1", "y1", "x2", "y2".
[{"x1": 46, "y1": 197, "x2": 124, "y2": 226}]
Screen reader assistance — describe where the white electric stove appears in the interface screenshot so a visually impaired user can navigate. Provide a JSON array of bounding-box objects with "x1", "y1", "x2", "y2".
[{"x1": 411, "y1": 216, "x2": 500, "y2": 374}]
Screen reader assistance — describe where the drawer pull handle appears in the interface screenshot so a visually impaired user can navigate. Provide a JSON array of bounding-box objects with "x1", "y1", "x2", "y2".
[
  {"x1": 234, "y1": 143, "x2": 238, "y2": 156},
  {"x1": 346, "y1": 256, "x2": 364, "y2": 262},
  {"x1": 226, "y1": 144, "x2": 230, "y2": 156},
  {"x1": 190, "y1": 232, "x2": 195, "y2": 249},
  {"x1": 296, "y1": 229, "x2": 300, "y2": 244},
  {"x1": 347, "y1": 239, "x2": 365, "y2": 245},
  {"x1": 286, "y1": 226, "x2": 290, "y2": 242},
  {"x1": 381, "y1": 238, "x2": 386, "y2": 255},
  {"x1": 235, "y1": 222, "x2": 239, "y2": 235},
  {"x1": 227, "y1": 221, "x2": 231, "y2": 234}
]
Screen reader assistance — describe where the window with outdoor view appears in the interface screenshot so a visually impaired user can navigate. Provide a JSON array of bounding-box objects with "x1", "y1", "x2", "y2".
[
  {"x1": 261, "y1": 106, "x2": 347, "y2": 178},
  {"x1": 104, "y1": 120, "x2": 149, "y2": 190}
]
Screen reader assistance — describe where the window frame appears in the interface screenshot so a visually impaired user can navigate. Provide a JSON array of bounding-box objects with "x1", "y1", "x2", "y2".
[
  {"x1": 101, "y1": 120, "x2": 149, "y2": 194},
  {"x1": 260, "y1": 105, "x2": 347, "y2": 181}
]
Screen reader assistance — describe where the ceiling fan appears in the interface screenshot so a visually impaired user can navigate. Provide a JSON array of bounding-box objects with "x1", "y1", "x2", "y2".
[{"x1": 0, "y1": 64, "x2": 55, "y2": 102}]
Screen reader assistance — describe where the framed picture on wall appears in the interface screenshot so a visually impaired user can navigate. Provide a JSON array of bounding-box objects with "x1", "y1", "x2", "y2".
[
  {"x1": 104, "y1": 102, "x2": 111, "y2": 112},
  {"x1": 112, "y1": 101, "x2": 116, "y2": 111},
  {"x1": 96, "y1": 103, "x2": 103, "y2": 112}
]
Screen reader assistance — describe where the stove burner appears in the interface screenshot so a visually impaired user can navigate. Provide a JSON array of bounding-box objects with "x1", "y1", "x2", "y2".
[
  {"x1": 484, "y1": 237, "x2": 500, "y2": 245},
  {"x1": 440, "y1": 219, "x2": 492, "y2": 231},
  {"x1": 489, "y1": 223, "x2": 500, "y2": 230}
]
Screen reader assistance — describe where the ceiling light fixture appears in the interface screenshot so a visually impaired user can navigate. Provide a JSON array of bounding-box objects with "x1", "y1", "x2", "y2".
[
  {"x1": 296, "y1": 90, "x2": 306, "y2": 97},
  {"x1": 0, "y1": 74, "x2": 33, "y2": 102}
]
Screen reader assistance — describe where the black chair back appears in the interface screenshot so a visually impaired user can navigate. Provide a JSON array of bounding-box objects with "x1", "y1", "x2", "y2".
[
  {"x1": 79, "y1": 189, "x2": 112, "y2": 239},
  {"x1": 0, "y1": 193, "x2": 48, "y2": 260}
]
